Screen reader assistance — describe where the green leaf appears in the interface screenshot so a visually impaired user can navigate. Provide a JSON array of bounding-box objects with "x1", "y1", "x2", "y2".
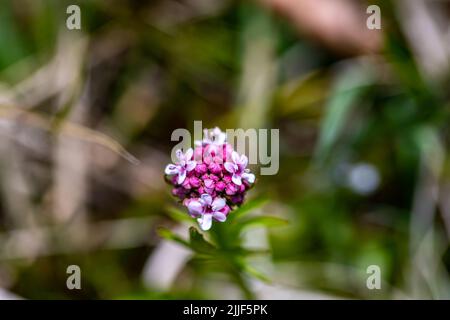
[
  {"x1": 275, "y1": 69, "x2": 330, "y2": 117},
  {"x1": 189, "y1": 227, "x2": 216, "y2": 254},
  {"x1": 157, "y1": 227, "x2": 191, "y2": 248},
  {"x1": 236, "y1": 216, "x2": 288, "y2": 232},
  {"x1": 314, "y1": 63, "x2": 374, "y2": 163},
  {"x1": 166, "y1": 206, "x2": 193, "y2": 223},
  {"x1": 229, "y1": 197, "x2": 268, "y2": 221},
  {"x1": 236, "y1": 248, "x2": 271, "y2": 256},
  {"x1": 243, "y1": 264, "x2": 271, "y2": 283}
]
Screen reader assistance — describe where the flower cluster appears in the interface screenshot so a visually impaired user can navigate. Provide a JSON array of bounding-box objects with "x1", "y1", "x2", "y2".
[{"x1": 165, "y1": 128, "x2": 255, "y2": 230}]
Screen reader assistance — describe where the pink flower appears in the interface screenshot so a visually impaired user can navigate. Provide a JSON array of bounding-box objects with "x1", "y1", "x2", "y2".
[
  {"x1": 224, "y1": 151, "x2": 255, "y2": 186},
  {"x1": 187, "y1": 194, "x2": 228, "y2": 230},
  {"x1": 164, "y1": 127, "x2": 257, "y2": 231},
  {"x1": 165, "y1": 148, "x2": 196, "y2": 184}
]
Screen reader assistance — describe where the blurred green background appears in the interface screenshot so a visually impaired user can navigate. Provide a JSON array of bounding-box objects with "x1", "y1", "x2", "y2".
[{"x1": 0, "y1": 0, "x2": 450, "y2": 299}]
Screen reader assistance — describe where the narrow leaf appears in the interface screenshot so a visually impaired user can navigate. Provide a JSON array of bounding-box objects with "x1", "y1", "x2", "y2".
[
  {"x1": 189, "y1": 227, "x2": 216, "y2": 254},
  {"x1": 157, "y1": 227, "x2": 191, "y2": 248},
  {"x1": 237, "y1": 216, "x2": 288, "y2": 231},
  {"x1": 229, "y1": 197, "x2": 268, "y2": 221}
]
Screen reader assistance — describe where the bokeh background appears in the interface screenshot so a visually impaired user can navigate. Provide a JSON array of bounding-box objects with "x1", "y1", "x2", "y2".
[{"x1": 1, "y1": 0, "x2": 450, "y2": 299}]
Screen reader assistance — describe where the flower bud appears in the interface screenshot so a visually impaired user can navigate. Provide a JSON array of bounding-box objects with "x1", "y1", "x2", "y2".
[
  {"x1": 209, "y1": 162, "x2": 222, "y2": 174},
  {"x1": 225, "y1": 183, "x2": 238, "y2": 195},
  {"x1": 215, "y1": 181, "x2": 226, "y2": 192},
  {"x1": 189, "y1": 176, "x2": 201, "y2": 188},
  {"x1": 204, "y1": 179, "x2": 215, "y2": 189},
  {"x1": 182, "y1": 178, "x2": 191, "y2": 189},
  {"x1": 230, "y1": 194, "x2": 244, "y2": 205},
  {"x1": 195, "y1": 163, "x2": 208, "y2": 175}
]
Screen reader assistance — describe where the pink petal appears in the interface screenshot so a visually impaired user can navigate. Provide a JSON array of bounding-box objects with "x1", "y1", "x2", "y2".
[
  {"x1": 213, "y1": 212, "x2": 227, "y2": 222},
  {"x1": 184, "y1": 148, "x2": 194, "y2": 160},
  {"x1": 231, "y1": 151, "x2": 240, "y2": 164},
  {"x1": 211, "y1": 197, "x2": 226, "y2": 212},
  {"x1": 201, "y1": 194, "x2": 212, "y2": 206},
  {"x1": 188, "y1": 200, "x2": 204, "y2": 217},
  {"x1": 224, "y1": 162, "x2": 236, "y2": 174},
  {"x1": 177, "y1": 170, "x2": 186, "y2": 184},
  {"x1": 186, "y1": 160, "x2": 196, "y2": 172},
  {"x1": 175, "y1": 149, "x2": 184, "y2": 161},
  {"x1": 204, "y1": 179, "x2": 215, "y2": 189}
]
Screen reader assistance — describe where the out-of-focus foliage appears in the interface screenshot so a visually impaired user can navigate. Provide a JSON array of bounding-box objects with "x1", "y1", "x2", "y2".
[{"x1": 1, "y1": 0, "x2": 450, "y2": 299}]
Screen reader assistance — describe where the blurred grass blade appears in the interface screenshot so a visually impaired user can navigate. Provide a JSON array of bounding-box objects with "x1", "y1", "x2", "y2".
[
  {"x1": 243, "y1": 264, "x2": 271, "y2": 283},
  {"x1": 0, "y1": 106, "x2": 139, "y2": 164},
  {"x1": 236, "y1": 216, "x2": 288, "y2": 232},
  {"x1": 229, "y1": 197, "x2": 268, "y2": 221},
  {"x1": 166, "y1": 206, "x2": 193, "y2": 223},
  {"x1": 315, "y1": 61, "x2": 374, "y2": 163},
  {"x1": 157, "y1": 227, "x2": 191, "y2": 248}
]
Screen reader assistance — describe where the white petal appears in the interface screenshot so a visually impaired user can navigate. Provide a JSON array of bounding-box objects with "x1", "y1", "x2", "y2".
[
  {"x1": 211, "y1": 197, "x2": 226, "y2": 212},
  {"x1": 239, "y1": 154, "x2": 248, "y2": 168},
  {"x1": 224, "y1": 162, "x2": 236, "y2": 173},
  {"x1": 202, "y1": 129, "x2": 211, "y2": 144},
  {"x1": 242, "y1": 172, "x2": 255, "y2": 184},
  {"x1": 186, "y1": 160, "x2": 196, "y2": 171},
  {"x1": 231, "y1": 151, "x2": 240, "y2": 164},
  {"x1": 201, "y1": 193, "x2": 212, "y2": 206},
  {"x1": 175, "y1": 149, "x2": 184, "y2": 161},
  {"x1": 165, "y1": 164, "x2": 179, "y2": 175},
  {"x1": 220, "y1": 132, "x2": 227, "y2": 143},
  {"x1": 198, "y1": 214, "x2": 212, "y2": 231},
  {"x1": 213, "y1": 128, "x2": 226, "y2": 145},
  {"x1": 232, "y1": 174, "x2": 242, "y2": 186},
  {"x1": 188, "y1": 200, "x2": 204, "y2": 217},
  {"x1": 213, "y1": 212, "x2": 227, "y2": 222},
  {"x1": 184, "y1": 148, "x2": 193, "y2": 160},
  {"x1": 177, "y1": 170, "x2": 186, "y2": 184}
]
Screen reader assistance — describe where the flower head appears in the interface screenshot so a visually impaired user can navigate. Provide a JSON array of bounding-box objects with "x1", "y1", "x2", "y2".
[{"x1": 165, "y1": 128, "x2": 256, "y2": 230}]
